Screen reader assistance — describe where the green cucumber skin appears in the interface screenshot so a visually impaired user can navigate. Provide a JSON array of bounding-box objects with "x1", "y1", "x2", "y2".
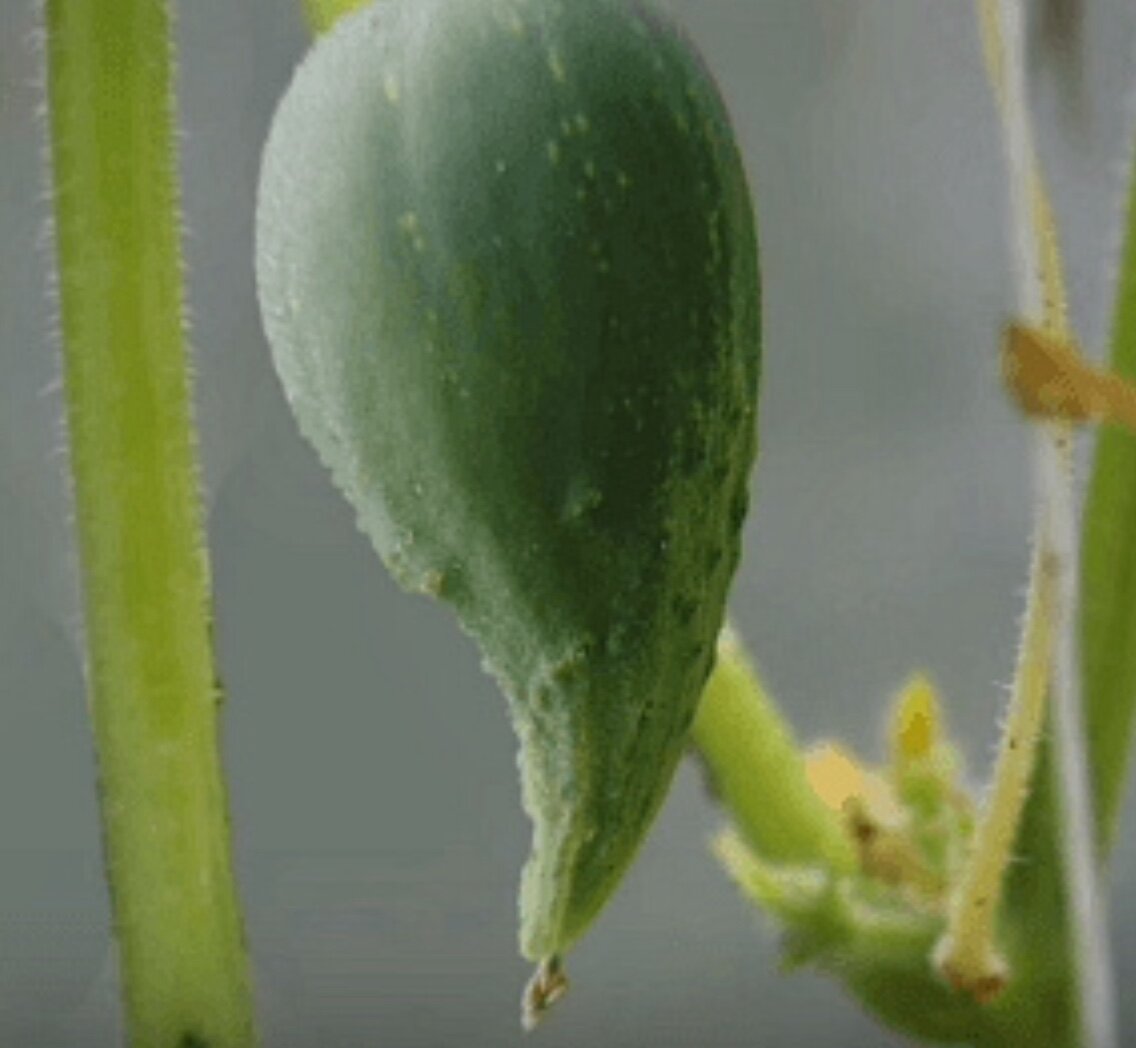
[{"x1": 257, "y1": 0, "x2": 760, "y2": 960}]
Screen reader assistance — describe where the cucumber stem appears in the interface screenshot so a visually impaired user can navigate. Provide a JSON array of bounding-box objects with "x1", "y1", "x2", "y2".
[
  {"x1": 44, "y1": 1, "x2": 257, "y2": 1044},
  {"x1": 933, "y1": 2, "x2": 1116, "y2": 1042},
  {"x1": 934, "y1": 542, "x2": 1054, "y2": 1000}
]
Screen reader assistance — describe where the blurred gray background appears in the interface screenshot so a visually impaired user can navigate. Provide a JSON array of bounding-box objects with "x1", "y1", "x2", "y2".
[{"x1": 3, "y1": 0, "x2": 1136, "y2": 1044}]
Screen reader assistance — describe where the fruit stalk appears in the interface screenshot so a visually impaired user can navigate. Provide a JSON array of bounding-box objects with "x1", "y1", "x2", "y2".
[{"x1": 44, "y1": 1, "x2": 256, "y2": 1043}]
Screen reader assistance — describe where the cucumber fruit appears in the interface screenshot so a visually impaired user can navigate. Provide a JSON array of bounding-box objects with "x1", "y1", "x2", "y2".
[{"x1": 256, "y1": 0, "x2": 761, "y2": 974}]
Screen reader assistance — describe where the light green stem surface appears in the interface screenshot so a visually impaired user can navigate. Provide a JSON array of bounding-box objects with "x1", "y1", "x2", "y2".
[
  {"x1": 45, "y1": 2, "x2": 256, "y2": 1045},
  {"x1": 1082, "y1": 145, "x2": 1136, "y2": 852},
  {"x1": 691, "y1": 630, "x2": 855, "y2": 874}
]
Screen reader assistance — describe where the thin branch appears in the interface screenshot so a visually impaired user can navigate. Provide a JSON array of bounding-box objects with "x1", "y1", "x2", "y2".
[
  {"x1": 934, "y1": 542, "x2": 1055, "y2": 1001},
  {"x1": 936, "y1": 1, "x2": 1117, "y2": 1042},
  {"x1": 1001, "y1": 0, "x2": 1117, "y2": 1037}
]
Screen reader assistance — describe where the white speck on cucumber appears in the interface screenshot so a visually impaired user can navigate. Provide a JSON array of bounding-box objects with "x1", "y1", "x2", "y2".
[{"x1": 383, "y1": 73, "x2": 401, "y2": 103}]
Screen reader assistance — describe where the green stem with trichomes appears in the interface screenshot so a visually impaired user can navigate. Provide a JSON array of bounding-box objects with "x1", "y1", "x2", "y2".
[
  {"x1": 934, "y1": 1, "x2": 1116, "y2": 1041},
  {"x1": 45, "y1": 2, "x2": 256, "y2": 1045},
  {"x1": 934, "y1": 543, "x2": 1055, "y2": 999}
]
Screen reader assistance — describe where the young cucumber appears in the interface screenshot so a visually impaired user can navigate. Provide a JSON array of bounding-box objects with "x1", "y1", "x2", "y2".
[{"x1": 256, "y1": 0, "x2": 761, "y2": 979}]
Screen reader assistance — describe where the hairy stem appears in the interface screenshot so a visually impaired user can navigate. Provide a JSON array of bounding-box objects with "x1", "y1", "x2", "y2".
[
  {"x1": 995, "y1": 1, "x2": 1116, "y2": 1039},
  {"x1": 935, "y1": 1, "x2": 1116, "y2": 1042},
  {"x1": 935, "y1": 543, "x2": 1055, "y2": 999},
  {"x1": 45, "y1": 2, "x2": 256, "y2": 1044}
]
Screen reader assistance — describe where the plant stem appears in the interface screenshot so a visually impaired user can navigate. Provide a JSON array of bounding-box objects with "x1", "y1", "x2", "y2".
[
  {"x1": 935, "y1": 1, "x2": 1116, "y2": 1042},
  {"x1": 934, "y1": 541, "x2": 1055, "y2": 999},
  {"x1": 993, "y1": 1, "x2": 1116, "y2": 1038},
  {"x1": 690, "y1": 629, "x2": 856, "y2": 875},
  {"x1": 45, "y1": 2, "x2": 257, "y2": 1045}
]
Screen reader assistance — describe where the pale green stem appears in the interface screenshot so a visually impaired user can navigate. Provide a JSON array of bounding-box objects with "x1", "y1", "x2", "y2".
[
  {"x1": 690, "y1": 628, "x2": 856, "y2": 875},
  {"x1": 935, "y1": 542, "x2": 1055, "y2": 999},
  {"x1": 933, "y1": 1, "x2": 1116, "y2": 1041},
  {"x1": 989, "y1": 0, "x2": 1116, "y2": 1041},
  {"x1": 45, "y1": 2, "x2": 256, "y2": 1045}
]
